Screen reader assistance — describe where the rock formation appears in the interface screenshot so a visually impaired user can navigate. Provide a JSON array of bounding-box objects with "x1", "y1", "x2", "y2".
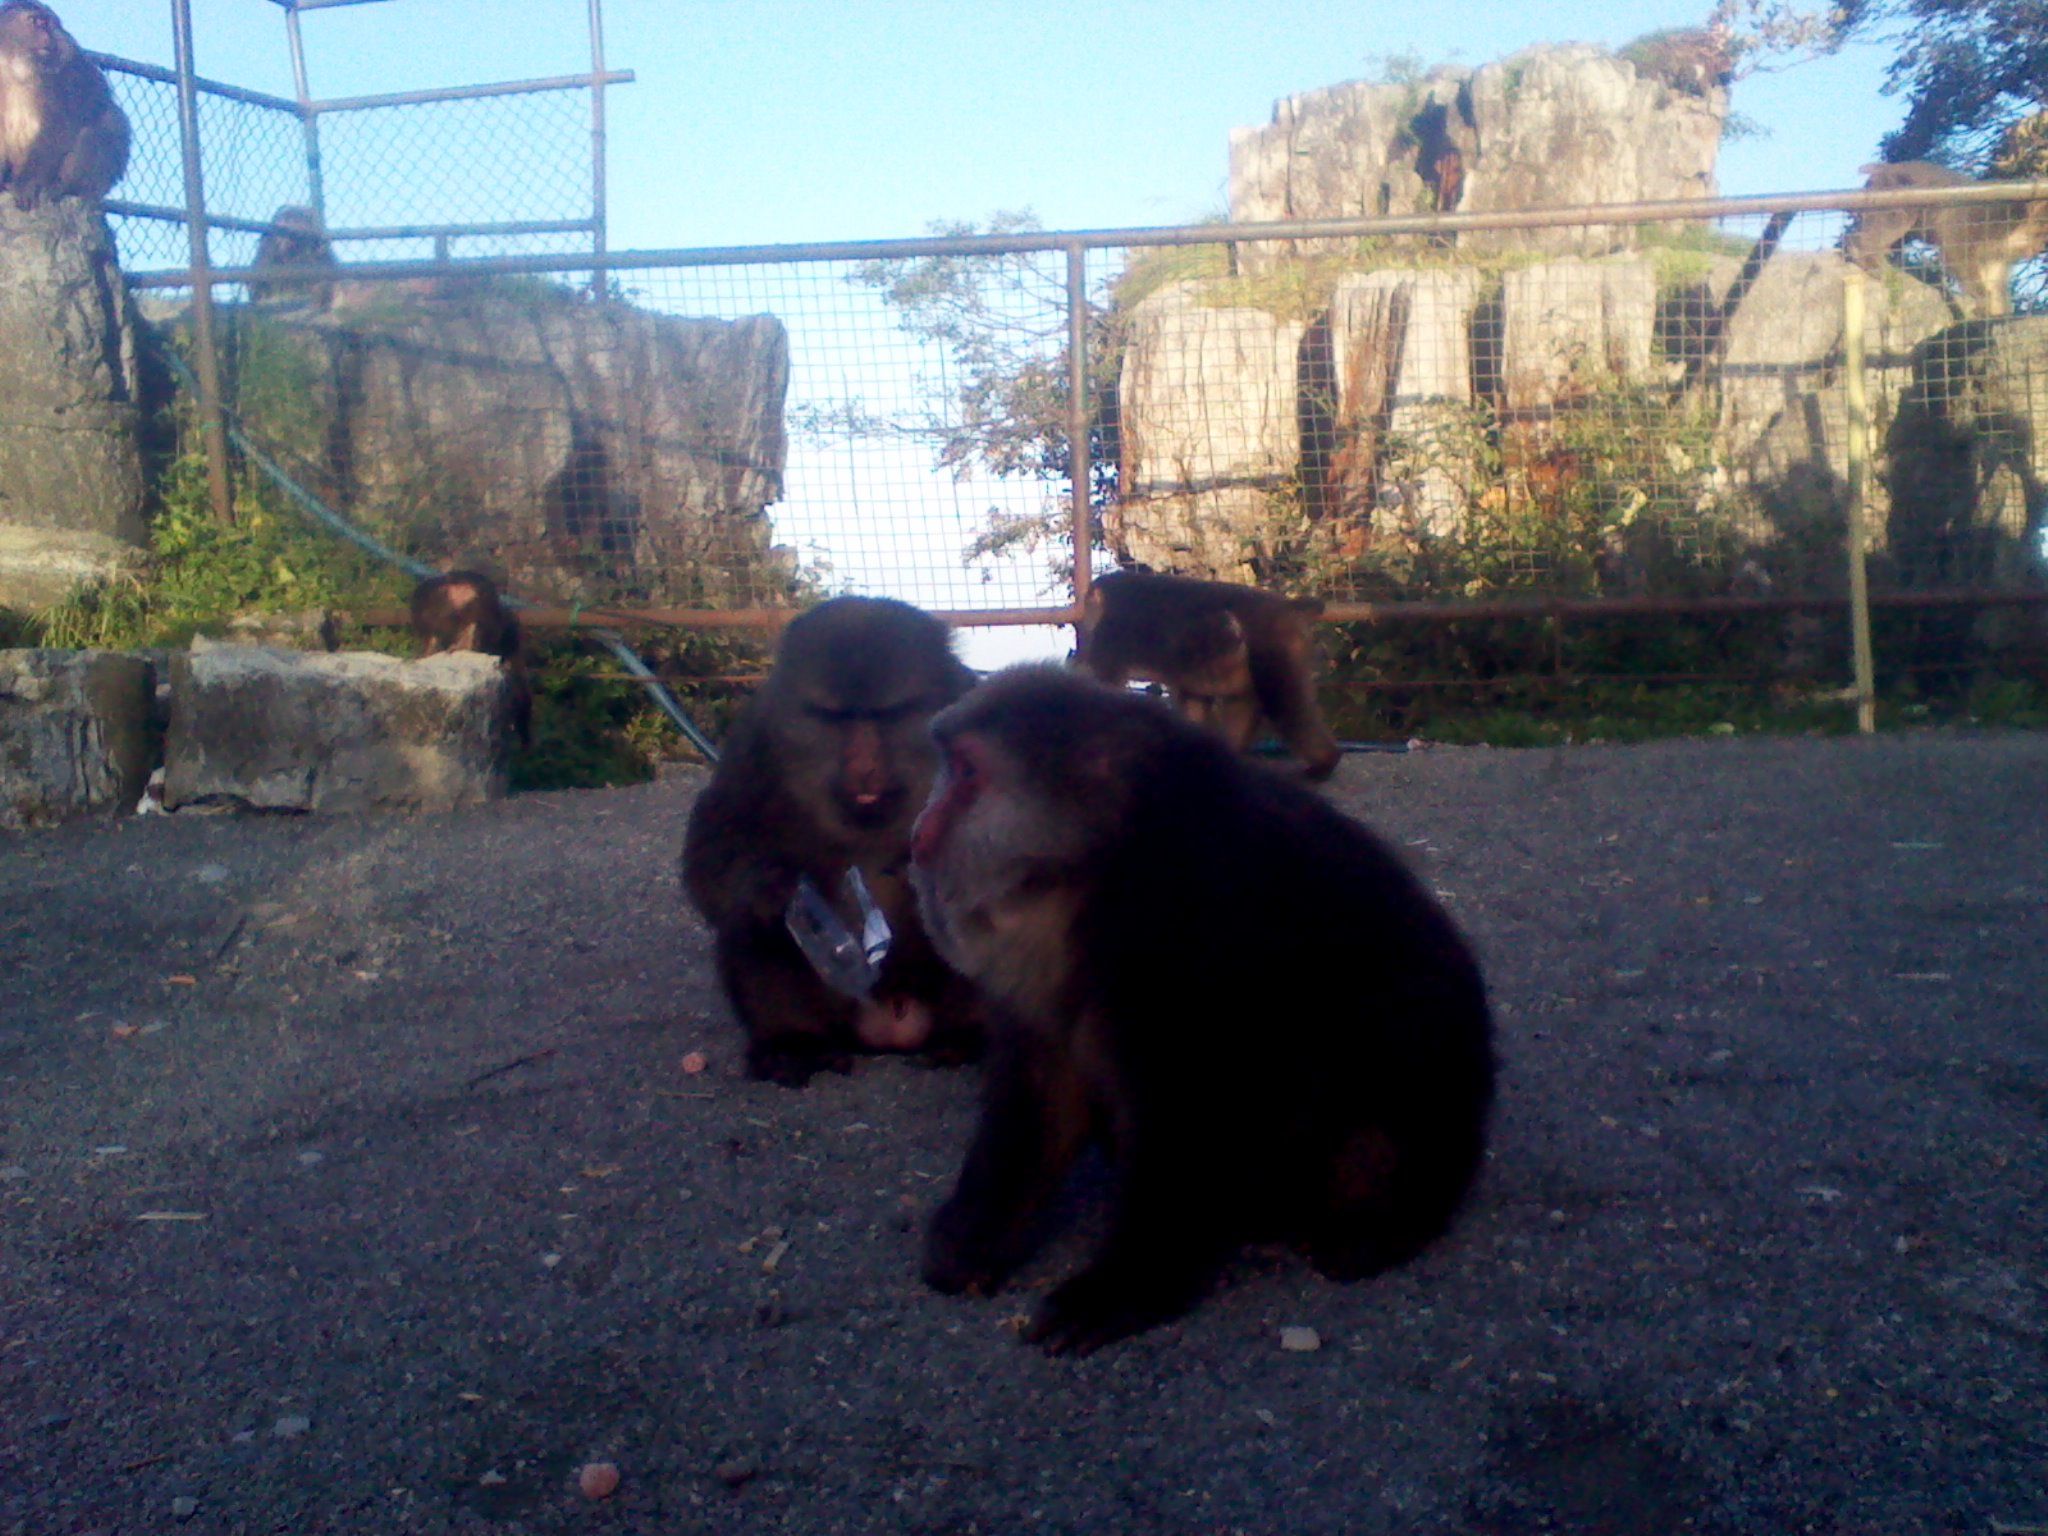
[{"x1": 0, "y1": 203, "x2": 148, "y2": 614}]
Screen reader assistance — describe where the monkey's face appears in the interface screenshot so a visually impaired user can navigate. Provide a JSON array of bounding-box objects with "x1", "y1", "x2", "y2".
[
  {"x1": 765, "y1": 597, "x2": 971, "y2": 844},
  {"x1": 909, "y1": 673, "x2": 1128, "y2": 980},
  {"x1": 0, "y1": 3, "x2": 67, "y2": 65},
  {"x1": 785, "y1": 690, "x2": 946, "y2": 836}
]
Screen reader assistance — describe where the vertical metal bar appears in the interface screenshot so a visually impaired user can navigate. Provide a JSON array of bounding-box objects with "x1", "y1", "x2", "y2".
[
  {"x1": 284, "y1": 4, "x2": 326, "y2": 221},
  {"x1": 172, "y1": 0, "x2": 234, "y2": 525},
  {"x1": 1065, "y1": 240, "x2": 1092, "y2": 617},
  {"x1": 587, "y1": 0, "x2": 608, "y2": 292},
  {"x1": 1841, "y1": 268, "x2": 1878, "y2": 733}
]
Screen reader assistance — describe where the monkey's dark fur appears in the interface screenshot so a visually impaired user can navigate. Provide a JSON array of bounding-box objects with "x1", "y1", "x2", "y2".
[
  {"x1": 910, "y1": 667, "x2": 1495, "y2": 1352},
  {"x1": 248, "y1": 205, "x2": 337, "y2": 310},
  {"x1": 410, "y1": 570, "x2": 531, "y2": 747},
  {"x1": 1078, "y1": 568, "x2": 1342, "y2": 780},
  {"x1": 682, "y1": 596, "x2": 982, "y2": 1087},
  {"x1": 0, "y1": 1, "x2": 128, "y2": 210}
]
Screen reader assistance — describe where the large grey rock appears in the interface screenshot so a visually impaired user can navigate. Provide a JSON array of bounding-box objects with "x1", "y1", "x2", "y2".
[
  {"x1": 0, "y1": 203, "x2": 148, "y2": 612},
  {"x1": 0, "y1": 649, "x2": 154, "y2": 827},
  {"x1": 1324, "y1": 269, "x2": 1485, "y2": 538},
  {"x1": 181, "y1": 285, "x2": 791, "y2": 607},
  {"x1": 1112, "y1": 281, "x2": 1308, "y2": 579},
  {"x1": 1228, "y1": 44, "x2": 1724, "y2": 273},
  {"x1": 1500, "y1": 257, "x2": 1659, "y2": 411},
  {"x1": 1884, "y1": 316, "x2": 2048, "y2": 588},
  {"x1": 1715, "y1": 252, "x2": 1954, "y2": 564},
  {"x1": 164, "y1": 640, "x2": 512, "y2": 815}
]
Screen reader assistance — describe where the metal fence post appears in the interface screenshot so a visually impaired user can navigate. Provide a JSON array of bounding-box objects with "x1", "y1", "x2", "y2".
[
  {"x1": 587, "y1": 0, "x2": 608, "y2": 293},
  {"x1": 171, "y1": 0, "x2": 234, "y2": 525},
  {"x1": 283, "y1": 2, "x2": 327, "y2": 222},
  {"x1": 1841, "y1": 267, "x2": 1878, "y2": 733},
  {"x1": 1065, "y1": 239, "x2": 1091, "y2": 616}
]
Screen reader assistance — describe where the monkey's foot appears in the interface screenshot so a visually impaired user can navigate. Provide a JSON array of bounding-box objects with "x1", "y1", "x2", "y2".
[
  {"x1": 854, "y1": 995, "x2": 934, "y2": 1051},
  {"x1": 745, "y1": 1038, "x2": 855, "y2": 1089},
  {"x1": 918, "y1": 1019, "x2": 985, "y2": 1069},
  {"x1": 921, "y1": 1201, "x2": 1025, "y2": 1297},
  {"x1": 1023, "y1": 1265, "x2": 1200, "y2": 1355}
]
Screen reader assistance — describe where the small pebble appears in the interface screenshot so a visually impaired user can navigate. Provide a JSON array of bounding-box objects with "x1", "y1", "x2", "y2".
[
  {"x1": 272, "y1": 1415, "x2": 310, "y2": 1439},
  {"x1": 171, "y1": 1495, "x2": 198, "y2": 1520},
  {"x1": 1279, "y1": 1325, "x2": 1321, "y2": 1353},
  {"x1": 578, "y1": 1462, "x2": 621, "y2": 1500},
  {"x1": 713, "y1": 1456, "x2": 759, "y2": 1487}
]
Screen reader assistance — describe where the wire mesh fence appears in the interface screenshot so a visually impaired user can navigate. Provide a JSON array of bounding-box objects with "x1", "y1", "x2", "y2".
[
  {"x1": 152, "y1": 192, "x2": 2048, "y2": 619},
  {"x1": 94, "y1": 52, "x2": 607, "y2": 277}
]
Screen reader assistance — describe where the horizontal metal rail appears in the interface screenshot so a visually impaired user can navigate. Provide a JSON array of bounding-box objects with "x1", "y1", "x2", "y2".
[
  {"x1": 308, "y1": 71, "x2": 634, "y2": 114},
  {"x1": 120, "y1": 178, "x2": 2048, "y2": 289},
  {"x1": 91, "y1": 52, "x2": 301, "y2": 114},
  {"x1": 352, "y1": 591, "x2": 2046, "y2": 637}
]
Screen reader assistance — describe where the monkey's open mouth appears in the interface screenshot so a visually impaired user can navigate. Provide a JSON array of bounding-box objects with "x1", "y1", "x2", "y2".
[{"x1": 840, "y1": 792, "x2": 900, "y2": 829}]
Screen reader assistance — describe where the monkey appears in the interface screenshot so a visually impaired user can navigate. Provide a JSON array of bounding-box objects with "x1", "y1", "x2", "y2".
[
  {"x1": 0, "y1": 1, "x2": 129, "y2": 211},
  {"x1": 410, "y1": 570, "x2": 531, "y2": 747},
  {"x1": 1077, "y1": 568, "x2": 1343, "y2": 781},
  {"x1": 247, "y1": 205, "x2": 337, "y2": 310},
  {"x1": 1844, "y1": 160, "x2": 2048, "y2": 319},
  {"x1": 681, "y1": 596, "x2": 983, "y2": 1087},
  {"x1": 908, "y1": 667, "x2": 1495, "y2": 1353}
]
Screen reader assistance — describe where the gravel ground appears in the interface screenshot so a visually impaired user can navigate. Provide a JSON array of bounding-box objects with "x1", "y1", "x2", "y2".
[{"x1": 1, "y1": 731, "x2": 2043, "y2": 1535}]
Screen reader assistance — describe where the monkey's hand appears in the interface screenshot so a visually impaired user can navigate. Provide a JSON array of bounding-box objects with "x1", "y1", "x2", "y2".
[
  {"x1": 921, "y1": 1194, "x2": 1028, "y2": 1298},
  {"x1": 745, "y1": 1036, "x2": 854, "y2": 1089},
  {"x1": 1024, "y1": 1258, "x2": 1210, "y2": 1356}
]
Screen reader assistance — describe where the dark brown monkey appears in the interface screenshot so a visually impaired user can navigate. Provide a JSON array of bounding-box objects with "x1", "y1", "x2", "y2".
[
  {"x1": 682, "y1": 596, "x2": 982, "y2": 1087},
  {"x1": 410, "y1": 570, "x2": 531, "y2": 746},
  {"x1": 1077, "y1": 568, "x2": 1343, "y2": 781},
  {"x1": 910, "y1": 667, "x2": 1494, "y2": 1353},
  {"x1": 0, "y1": 1, "x2": 129, "y2": 211},
  {"x1": 248, "y1": 205, "x2": 337, "y2": 310},
  {"x1": 1844, "y1": 160, "x2": 2048, "y2": 319}
]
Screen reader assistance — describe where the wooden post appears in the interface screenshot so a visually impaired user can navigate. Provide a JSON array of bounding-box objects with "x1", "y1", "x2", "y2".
[{"x1": 1841, "y1": 268, "x2": 1878, "y2": 733}]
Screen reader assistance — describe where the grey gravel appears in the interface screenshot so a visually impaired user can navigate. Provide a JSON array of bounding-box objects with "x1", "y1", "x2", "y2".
[{"x1": 1, "y1": 731, "x2": 2043, "y2": 1534}]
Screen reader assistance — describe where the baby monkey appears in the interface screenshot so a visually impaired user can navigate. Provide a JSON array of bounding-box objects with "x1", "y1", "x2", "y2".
[
  {"x1": 1077, "y1": 568, "x2": 1342, "y2": 780},
  {"x1": 410, "y1": 570, "x2": 531, "y2": 746}
]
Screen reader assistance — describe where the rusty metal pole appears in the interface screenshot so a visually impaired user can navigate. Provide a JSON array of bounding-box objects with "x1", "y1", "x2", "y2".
[
  {"x1": 586, "y1": 0, "x2": 608, "y2": 295},
  {"x1": 171, "y1": 0, "x2": 234, "y2": 524},
  {"x1": 1841, "y1": 268, "x2": 1878, "y2": 733},
  {"x1": 1065, "y1": 240, "x2": 1092, "y2": 624}
]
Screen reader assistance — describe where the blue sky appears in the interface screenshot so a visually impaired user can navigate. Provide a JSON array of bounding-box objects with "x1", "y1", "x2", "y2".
[{"x1": 84, "y1": 0, "x2": 1907, "y2": 250}]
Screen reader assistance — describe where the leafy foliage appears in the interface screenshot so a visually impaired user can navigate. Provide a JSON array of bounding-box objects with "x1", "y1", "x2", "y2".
[{"x1": 853, "y1": 212, "x2": 1118, "y2": 582}]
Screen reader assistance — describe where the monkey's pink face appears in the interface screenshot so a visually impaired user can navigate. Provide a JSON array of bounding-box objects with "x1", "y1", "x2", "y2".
[{"x1": 909, "y1": 735, "x2": 986, "y2": 867}]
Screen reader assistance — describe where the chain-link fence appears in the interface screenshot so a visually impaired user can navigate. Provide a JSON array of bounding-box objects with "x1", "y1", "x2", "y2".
[
  {"x1": 66, "y1": 10, "x2": 2046, "y2": 720},
  {"x1": 94, "y1": 44, "x2": 614, "y2": 278},
  {"x1": 146, "y1": 190, "x2": 2048, "y2": 608}
]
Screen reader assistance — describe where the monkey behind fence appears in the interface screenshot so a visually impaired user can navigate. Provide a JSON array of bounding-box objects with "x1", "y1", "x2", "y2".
[
  {"x1": 0, "y1": 1, "x2": 129, "y2": 210},
  {"x1": 248, "y1": 206, "x2": 338, "y2": 311},
  {"x1": 1844, "y1": 160, "x2": 2048, "y2": 319}
]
